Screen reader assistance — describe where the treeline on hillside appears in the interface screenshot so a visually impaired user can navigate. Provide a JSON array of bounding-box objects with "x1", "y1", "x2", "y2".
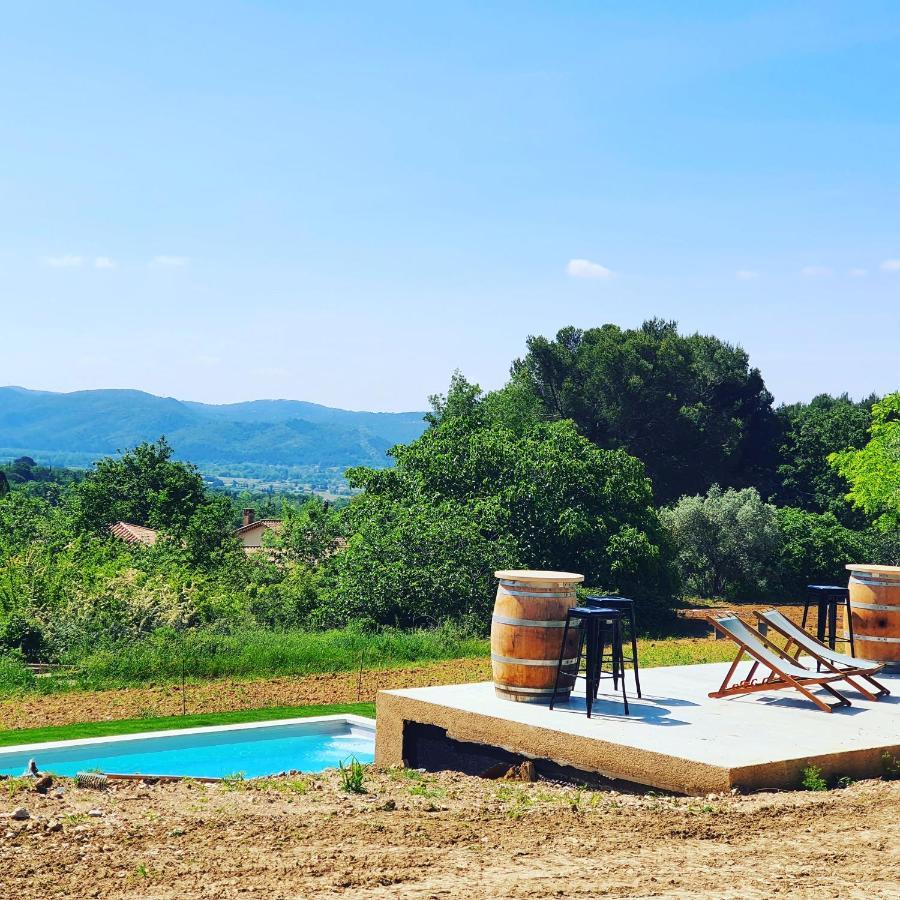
[{"x1": 1, "y1": 319, "x2": 899, "y2": 673}]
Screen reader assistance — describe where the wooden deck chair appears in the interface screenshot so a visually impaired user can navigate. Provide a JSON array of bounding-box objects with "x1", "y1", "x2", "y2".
[
  {"x1": 707, "y1": 613, "x2": 852, "y2": 712},
  {"x1": 755, "y1": 608, "x2": 890, "y2": 701}
]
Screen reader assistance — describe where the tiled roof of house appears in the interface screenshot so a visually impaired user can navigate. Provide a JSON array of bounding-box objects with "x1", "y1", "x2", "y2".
[
  {"x1": 109, "y1": 521, "x2": 158, "y2": 546},
  {"x1": 234, "y1": 519, "x2": 283, "y2": 536}
]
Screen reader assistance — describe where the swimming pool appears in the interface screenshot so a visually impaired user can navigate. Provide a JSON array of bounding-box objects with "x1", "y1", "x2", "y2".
[{"x1": 0, "y1": 715, "x2": 375, "y2": 780}]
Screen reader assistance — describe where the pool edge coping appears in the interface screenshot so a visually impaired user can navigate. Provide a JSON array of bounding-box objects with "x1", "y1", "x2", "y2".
[{"x1": 0, "y1": 713, "x2": 376, "y2": 760}]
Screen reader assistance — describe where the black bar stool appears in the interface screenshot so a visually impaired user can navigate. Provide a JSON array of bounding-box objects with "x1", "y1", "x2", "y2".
[
  {"x1": 585, "y1": 595, "x2": 641, "y2": 698},
  {"x1": 802, "y1": 585, "x2": 855, "y2": 668},
  {"x1": 550, "y1": 606, "x2": 629, "y2": 717}
]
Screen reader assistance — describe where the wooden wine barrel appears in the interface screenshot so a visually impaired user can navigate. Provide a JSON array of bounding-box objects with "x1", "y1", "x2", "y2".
[
  {"x1": 491, "y1": 570, "x2": 584, "y2": 703},
  {"x1": 846, "y1": 564, "x2": 900, "y2": 671}
]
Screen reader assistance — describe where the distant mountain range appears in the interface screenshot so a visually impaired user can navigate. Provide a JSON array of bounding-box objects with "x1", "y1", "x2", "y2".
[{"x1": 0, "y1": 386, "x2": 428, "y2": 472}]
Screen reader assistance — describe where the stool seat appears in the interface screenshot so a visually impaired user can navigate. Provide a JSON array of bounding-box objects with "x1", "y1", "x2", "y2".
[
  {"x1": 585, "y1": 595, "x2": 642, "y2": 699},
  {"x1": 568, "y1": 606, "x2": 619, "y2": 617},
  {"x1": 807, "y1": 585, "x2": 849, "y2": 597},
  {"x1": 802, "y1": 583, "x2": 855, "y2": 665},
  {"x1": 549, "y1": 606, "x2": 632, "y2": 717}
]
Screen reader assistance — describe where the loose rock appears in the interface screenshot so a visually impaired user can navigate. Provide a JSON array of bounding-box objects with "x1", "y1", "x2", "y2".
[
  {"x1": 10, "y1": 808, "x2": 30, "y2": 821},
  {"x1": 33, "y1": 775, "x2": 54, "y2": 794}
]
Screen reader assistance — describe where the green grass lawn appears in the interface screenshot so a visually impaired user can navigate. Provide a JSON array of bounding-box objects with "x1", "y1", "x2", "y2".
[
  {"x1": 0, "y1": 701, "x2": 375, "y2": 748},
  {"x1": 637, "y1": 638, "x2": 735, "y2": 668}
]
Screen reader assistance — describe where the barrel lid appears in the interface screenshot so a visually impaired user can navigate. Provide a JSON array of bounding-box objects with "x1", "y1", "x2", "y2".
[
  {"x1": 494, "y1": 569, "x2": 584, "y2": 583},
  {"x1": 846, "y1": 563, "x2": 900, "y2": 576}
]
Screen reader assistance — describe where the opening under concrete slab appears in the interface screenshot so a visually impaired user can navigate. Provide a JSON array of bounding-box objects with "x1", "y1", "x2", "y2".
[{"x1": 375, "y1": 662, "x2": 900, "y2": 795}]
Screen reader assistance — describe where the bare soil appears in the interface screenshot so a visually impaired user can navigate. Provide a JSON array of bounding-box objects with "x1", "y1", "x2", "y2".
[
  {"x1": 0, "y1": 659, "x2": 494, "y2": 731},
  {"x1": 0, "y1": 769, "x2": 897, "y2": 898}
]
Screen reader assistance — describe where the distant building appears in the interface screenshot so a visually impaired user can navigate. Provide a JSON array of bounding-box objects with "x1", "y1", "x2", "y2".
[
  {"x1": 109, "y1": 521, "x2": 158, "y2": 546},
  {"x1": 235, "y1": 508, "x2": 282, "y2": 550}
]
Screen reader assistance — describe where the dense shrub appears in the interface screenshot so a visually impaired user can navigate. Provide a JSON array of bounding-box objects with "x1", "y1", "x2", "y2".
[
  {"x1": 775, "y1": 507, "x2": 870, "y2": 598},
  {"x1": 664, "y1": 491, "x2": 898, "y2": 601},
  {"x1": 0, "y1": 651, "x2": 36, "y2": 693},
  {"x1": 321, "y1": 493, "x2": 519, "y2": 628},
  {"x1": 661, "y1": 486, "x2": 780, "y2": 599}
]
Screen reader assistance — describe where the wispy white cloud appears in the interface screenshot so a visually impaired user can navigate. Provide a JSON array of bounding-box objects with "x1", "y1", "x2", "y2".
[
  {"x1": 880, "y1": 259, "x2": 900, "y2": 272},
  {"x1": 94, "y1": 256, "x2": 116, "y2": 269},
  {"x1": 801, "y1": 265, "x2": 833, "y2": 278},
  {"x1": 566, "y1": 258, "x2": 614, "y2": 280},
  {"x1": 254, "y1": 365, "x2": 289, "y2": 379},
  {"x1": 736, "y1": 269, "x2": 759, "y2": 281},
  {"x1": 43, "y1": 254, "x2": 83, "y2": 268},
  {"x1": 848, "y1": 267, "x2": 868, "y2": 278},
  {"x1": 151, "y1": 255, "x2": 189, "y2": 268}
]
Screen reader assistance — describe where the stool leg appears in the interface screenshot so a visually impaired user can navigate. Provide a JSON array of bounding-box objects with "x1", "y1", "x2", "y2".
[
  {"x1": 816, "y1": 600, "x2": 826, "y2": 672},
  {"x1": 593, "y1": 620, "x2": 604, "y2": 700},
  {"x1": 629, "y1": 606, "x2": 642, "y2": 698},
  {"x1": 616, "y1": 622, "x2": 629, "y2": 715},
  {"x1": 845, "y1": 597, "x2": 856, "y2": 657},
  {"x1": 585, "y1": 619, "x2": 597, "y2": 719},
  {"x1": 549, "y1": 614, "x2": 571, "y2": 710},
  {"x1": 612, "y1": 621, "x2": 620, "y2": 691},
  {"x1": 828, "y1": 600, "x2": 837, "y2": 651}
]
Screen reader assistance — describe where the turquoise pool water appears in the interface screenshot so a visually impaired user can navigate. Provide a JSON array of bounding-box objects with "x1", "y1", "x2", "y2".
[{"x1": 0, "y1": 718, "x2": 375, "y2": 779}]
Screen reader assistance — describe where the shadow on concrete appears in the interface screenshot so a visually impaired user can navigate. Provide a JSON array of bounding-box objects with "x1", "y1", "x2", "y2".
[{"x1": 549, "y1": 694, "x2": 691, "y2": 726}]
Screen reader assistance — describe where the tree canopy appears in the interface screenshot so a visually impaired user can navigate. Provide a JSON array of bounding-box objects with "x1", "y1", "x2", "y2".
[
  {"x1": 773, "y1": 393, "x2": 873, "y2": 523},
  {"x1": 325, "y1": 376, "x2": 675, "y2": 626},
  {"x1": 830, "y1": 393, "x2": 900, "y2": 531},
  {"x1": 73, "y1": 438, "x2": 209, "y2": 534},
  {"x1": 511, "y1": 319, "x2": 777, "y2": 503}
]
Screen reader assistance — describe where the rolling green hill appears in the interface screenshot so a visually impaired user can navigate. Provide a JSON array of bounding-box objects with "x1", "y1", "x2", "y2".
[{"x1": 0, "y1": 386, "x2": 427, "y2": 476}]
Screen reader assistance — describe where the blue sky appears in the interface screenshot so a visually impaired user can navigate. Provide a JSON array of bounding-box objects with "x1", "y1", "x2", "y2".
[{"x1": 2, "y1": 2, "x2": 899, "y2": 411}]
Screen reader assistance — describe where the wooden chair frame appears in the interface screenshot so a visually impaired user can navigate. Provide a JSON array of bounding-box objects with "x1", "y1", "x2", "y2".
[
  {"x1": 708, "y1": 613, "x2": 852, "y2": 713},
  {"x1": 754, "y1": 609, "x2": 889, "y2": 702}
]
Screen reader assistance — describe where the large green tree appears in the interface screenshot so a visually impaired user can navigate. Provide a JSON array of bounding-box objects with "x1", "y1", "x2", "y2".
[
  {"x1": 511, "y1": 319, "x2": 777, "y2": 503},
  {"x1": 830, "y1": 393, "x2": 900, "y2": 531},
  {"x1": 325, "y1": 376, "x2": 675, "y2": 627},
  {"x1": 73, "y1": 438, "x2": 208, "y2": 534},
  {"x1": 773, "y1": 394, "x2": 874, "y2": 523}
]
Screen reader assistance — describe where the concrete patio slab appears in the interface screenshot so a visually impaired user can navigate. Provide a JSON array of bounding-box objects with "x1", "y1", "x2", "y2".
[{"x1": 375, "y1": 661, "x2": 900, "y2": 794}]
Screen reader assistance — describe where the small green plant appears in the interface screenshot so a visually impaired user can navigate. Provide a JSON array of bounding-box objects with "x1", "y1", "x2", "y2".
[
  {"x1": 63, "y1": 813, "x2": 89, "y2": 825},
  {"x1": 247, "y1": 777, "x2": 310, "y2": 795},
  {"x1": 1, "y1": 777, "x2": 32, "y2": 798},
  {"x1": 408, "y1": 782, "x2": 445, "y2": 799},
  {"x1": 837, "y1": 776, "x2": 854, "y2": 789},
  {"x1": 339, "y1": 756, "x2": 367, "y2": 794},
  {"x1": 881, "y1": 751, "x2": 900, "y2": 781},
  {"x1": 132, "y1": 864, "x2": 150, "y2": 879},
  {"x1": 800, "y1": 764, "x2": 828, "y2": 792}
]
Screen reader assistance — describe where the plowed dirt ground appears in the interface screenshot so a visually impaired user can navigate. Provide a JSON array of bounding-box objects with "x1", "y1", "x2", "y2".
[{"x1": 0, "y1": 769, "x2": 897, "y2": 898}]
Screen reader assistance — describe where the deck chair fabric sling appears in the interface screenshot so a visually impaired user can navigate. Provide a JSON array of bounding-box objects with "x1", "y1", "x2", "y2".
[
  {"x1": 708, "y1": 613, "x2": 852, "y2": 712},
  {"x1": 755, "y1": 608, "x2": 890, "y2": 701}
]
